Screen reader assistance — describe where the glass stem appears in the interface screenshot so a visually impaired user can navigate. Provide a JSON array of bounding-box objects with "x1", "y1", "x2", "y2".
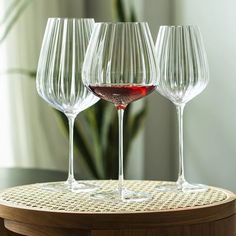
[
  {"x1": 117, "y1": 108, "x2": 125, "y2": 196},
  {"x1": 176, "y1": 104, "x2": 186, "y2": 186},
  {"x1": 66, "y1": 114, "x2": 76, "y2": 186}
]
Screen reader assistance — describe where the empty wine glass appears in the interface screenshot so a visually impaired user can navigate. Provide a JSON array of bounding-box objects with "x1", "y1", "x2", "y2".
[
  {"x1": 83, "y1": 22, "x2": 159, "y2": 201},
  {"x1": 155, "y1": 25, "x2": 209, "y2": 192},
  {"x1": 36, "y1": 18, "x2": 100, "y2": 192}
]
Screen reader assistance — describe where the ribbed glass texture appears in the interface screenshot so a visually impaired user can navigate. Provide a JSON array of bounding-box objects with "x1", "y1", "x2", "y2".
[
  {"x1": 36, "y1": 18, "x2": 99, "y2": 116},
  {"x1": 83, "y1": 22, "x2": 159, "y2": 87},
  {"x1": 155, "y1": 25, "x2": 209, "y2": 105},
  {"x1": 155, "y1": 25, "x2": 209, "y2": 193},
  {"x1": 82, "y1": 22, "x2": 159, "y2": 201},
  {"x1": 36, "y1": 18, "x2": 99, "y2": 193}
]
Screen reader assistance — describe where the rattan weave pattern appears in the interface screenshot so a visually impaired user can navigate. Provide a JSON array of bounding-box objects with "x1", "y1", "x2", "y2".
[{"x1": 0, "y1": 180, "x2": 228, "y2": 213}]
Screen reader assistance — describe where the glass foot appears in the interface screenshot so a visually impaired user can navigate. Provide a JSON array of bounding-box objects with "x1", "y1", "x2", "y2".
[
  {"x1": 156, "y1": 181, "x2": 208, "y2": 193},
  {"x1": 91, "y1": 188, "x2": 151, "y2": 202},
  {"x1": 40, "y1": 181, "x2": 99, "y2": 193}
]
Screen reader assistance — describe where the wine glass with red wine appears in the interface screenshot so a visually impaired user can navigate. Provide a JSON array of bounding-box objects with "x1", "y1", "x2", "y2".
[
  {"x1": 83, "y1": 22, "x2": 159, "y2": 201},
  {"x1": 36, "y1": 18, "x2": 100, "y2": 192},
  {"x1": 155, "y1": 25, "x2": 209, "y2": 192}
]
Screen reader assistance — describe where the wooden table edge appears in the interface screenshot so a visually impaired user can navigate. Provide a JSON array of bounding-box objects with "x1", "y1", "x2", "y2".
[{"x1": 0, "y1": 188, "x2": 235, "y2": 230}]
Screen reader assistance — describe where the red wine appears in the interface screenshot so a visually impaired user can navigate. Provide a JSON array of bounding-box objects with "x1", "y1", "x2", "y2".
[{"x1": 89, "y1": 84, "x2": 156, "y2": 109}]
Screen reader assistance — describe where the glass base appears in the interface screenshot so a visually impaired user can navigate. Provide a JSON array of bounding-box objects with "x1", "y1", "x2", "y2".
[
  {"x1": 40, "y1": 181, "x2": 99, "y2": 193},
  {"x1": 91, "y1": 188, "x2": 151, "y2": 202},
  {"x1": 156, "y1": 181, "x2": 208, "y2": 193}
]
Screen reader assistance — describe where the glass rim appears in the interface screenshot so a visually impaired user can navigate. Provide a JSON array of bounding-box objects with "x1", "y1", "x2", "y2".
[
  {"x1": 159, "y1": 25, "x2": 199, "y2": 28},
  {"x1": 94, "y1": 22, "x2": 148, "y2": 26},
  {"x1": 47, "y1": 17, "x2": 94, "y2": 21}
]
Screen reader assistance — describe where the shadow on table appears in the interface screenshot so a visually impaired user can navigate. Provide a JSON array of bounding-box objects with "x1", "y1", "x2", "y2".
[
  {"x1": 0, "y1": 167, "x2": 68, "y2": 190},
  {"x1": 0, "y1": 167, "x2": 68, "y2": 236}
]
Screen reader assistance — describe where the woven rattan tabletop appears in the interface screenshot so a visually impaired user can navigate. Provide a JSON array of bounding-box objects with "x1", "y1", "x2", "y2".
[
  {"x1": 0, "y1": 180, "x2": 231, "y2": 214},
  {"x1": 0, "y1": 181, "x2": 235, "y2": 235}
]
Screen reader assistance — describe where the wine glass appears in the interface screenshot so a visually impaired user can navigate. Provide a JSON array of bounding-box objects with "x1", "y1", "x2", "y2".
[
  {"x1": 36, "y1": 18, "x2": 100, "y2": 192},
  {"x1": 83, "y1": 22, "x2": 159, "y2": 201},
  {"x1": 155, "y1": 25, "x2": 209, "y2": 192}
]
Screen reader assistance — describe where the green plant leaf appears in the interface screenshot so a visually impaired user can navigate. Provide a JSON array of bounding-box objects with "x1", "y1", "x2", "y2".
[
  {"x1": 1, "y1": 68, "x2": 36, "y2": 78},
  {"x1": 82, "y1": 104, "x2": 105, "y2": 179},
  {"x1": 0, "y1": 0, "x2": 33, "y2": 44},
  {"x1": 130, "y1": 7, "x2": 137, "y2": 22},
  {"x1": 112, "y1": 0, "x2": 126, "y2": 22}
]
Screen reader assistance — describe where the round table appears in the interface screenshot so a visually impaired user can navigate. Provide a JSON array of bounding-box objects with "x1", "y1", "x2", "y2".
[{"x1": 0, "y1": 180, "x2": 235, "y2": 236}]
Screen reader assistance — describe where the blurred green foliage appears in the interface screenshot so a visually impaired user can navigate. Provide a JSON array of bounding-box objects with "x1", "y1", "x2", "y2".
[{"x1": 1, "y1": 0, "x2": 147, "y2": 179}]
